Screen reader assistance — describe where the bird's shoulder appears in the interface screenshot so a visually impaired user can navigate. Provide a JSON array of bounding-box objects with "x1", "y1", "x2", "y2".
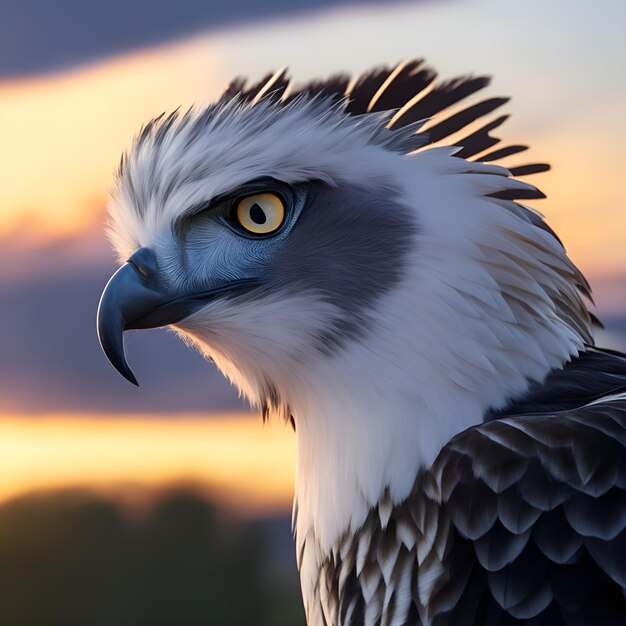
[{"x1": 421, "y1": 347, "x2": 626, "y2": 624}]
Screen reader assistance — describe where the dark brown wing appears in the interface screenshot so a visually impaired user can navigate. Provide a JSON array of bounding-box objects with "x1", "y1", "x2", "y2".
[{"x1": 424, "y1": 395, "x2": 626, "y2": 625}]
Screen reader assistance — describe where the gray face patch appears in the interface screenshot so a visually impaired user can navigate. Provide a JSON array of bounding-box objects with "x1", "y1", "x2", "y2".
[
  {"x1": 163, "y1": 177, "x2": 417, "y2": 370},
  {"x1": 262, "y1": 181, "x2": 417, "y2": 351}
]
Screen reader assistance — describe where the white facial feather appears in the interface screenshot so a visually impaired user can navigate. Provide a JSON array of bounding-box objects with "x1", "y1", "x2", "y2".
[
  {"x1": 107, "y1": 97, "x2": 408, "y2": 262},
  {"x1": 107, "y1": 90, "x2": 592, "y2": 618}
]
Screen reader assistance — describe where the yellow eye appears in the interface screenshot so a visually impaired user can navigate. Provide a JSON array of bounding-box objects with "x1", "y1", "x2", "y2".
[{"x1": 235, "y1": 193, "x2": 285, "y2": 235}]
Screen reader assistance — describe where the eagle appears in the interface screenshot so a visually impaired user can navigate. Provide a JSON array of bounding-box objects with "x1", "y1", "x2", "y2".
[{"x1": 97, "y1": 60, "x2": 626, "y2": 625}]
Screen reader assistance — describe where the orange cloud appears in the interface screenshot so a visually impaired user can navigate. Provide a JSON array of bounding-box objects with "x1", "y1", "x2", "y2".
[
  {"x1": 0, "y1": 38, "x2": 228, "y2": 239},
  {"x1": 513, "y1": 105, "x2": 626, "y2": 278}
]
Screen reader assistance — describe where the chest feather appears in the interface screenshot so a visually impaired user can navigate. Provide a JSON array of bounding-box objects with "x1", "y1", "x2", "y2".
[{"x1": 299, "y1": 487, "x2": 454, "y2": 626}]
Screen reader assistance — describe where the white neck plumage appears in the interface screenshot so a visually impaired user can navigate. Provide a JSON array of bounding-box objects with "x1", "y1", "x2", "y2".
[{"x1": 292, "y1": 328, "x2": 487, "y2": 558}]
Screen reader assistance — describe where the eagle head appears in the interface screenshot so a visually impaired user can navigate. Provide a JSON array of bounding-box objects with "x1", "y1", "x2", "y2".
[{"x1": 97, "y1": 62, "x2": 593, "y2": 551}]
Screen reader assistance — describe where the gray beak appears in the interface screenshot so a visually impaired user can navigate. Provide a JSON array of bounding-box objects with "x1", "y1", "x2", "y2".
[
  {"x1": 97, "y1": 248, "x2": 192, "y2": 385},
  {"x1": 97, "y1": 247, "x2": 257, "y2": 385}
]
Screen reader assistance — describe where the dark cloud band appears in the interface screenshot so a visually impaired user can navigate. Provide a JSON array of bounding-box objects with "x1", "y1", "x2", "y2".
[{"x1": 0, "y1": 0, "x2": 407, "y2": 79}]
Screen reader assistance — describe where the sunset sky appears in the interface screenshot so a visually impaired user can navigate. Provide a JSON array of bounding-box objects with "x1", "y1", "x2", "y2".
[{"x1": 1, "y1": 0, "x2": 624, "y2": 511}]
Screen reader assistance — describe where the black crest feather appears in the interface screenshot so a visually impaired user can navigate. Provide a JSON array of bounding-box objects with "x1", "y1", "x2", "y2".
[{"x1": 222, "y1": 60, "x2": 550, "y2": 196}]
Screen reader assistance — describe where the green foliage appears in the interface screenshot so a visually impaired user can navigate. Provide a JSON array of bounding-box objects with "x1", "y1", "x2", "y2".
[{"x1": 0, "y1": 490, "x2": 305, "y2": 626}]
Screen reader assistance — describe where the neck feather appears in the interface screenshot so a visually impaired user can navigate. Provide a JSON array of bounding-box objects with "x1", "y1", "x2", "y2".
[{"x1": 292, "y1": 250, "x2": 585, "y2": 559}]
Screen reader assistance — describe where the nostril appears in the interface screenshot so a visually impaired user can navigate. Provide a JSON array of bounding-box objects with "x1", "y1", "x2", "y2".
[{"x1": 127, "y1": 247, "x2": 158, "y2": 280}]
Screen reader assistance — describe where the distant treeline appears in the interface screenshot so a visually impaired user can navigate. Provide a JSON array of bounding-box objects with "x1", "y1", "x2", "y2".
[{"x1": 0, "y1": 490, "x2": 304, "y2": 626}]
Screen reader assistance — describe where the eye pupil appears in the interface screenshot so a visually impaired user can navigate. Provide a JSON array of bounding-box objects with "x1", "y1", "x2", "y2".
[{"x1": 249, "y1": 203, "x2": 267, "y2": 225}]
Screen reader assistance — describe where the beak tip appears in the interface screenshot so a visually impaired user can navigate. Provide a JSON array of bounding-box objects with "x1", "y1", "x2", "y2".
[
  {"x1": 98, "y1": 332, "x2": 140, "y2": 386},
  {"x1": 122, "y1": 368, "x2": 140, "y2": 387}
]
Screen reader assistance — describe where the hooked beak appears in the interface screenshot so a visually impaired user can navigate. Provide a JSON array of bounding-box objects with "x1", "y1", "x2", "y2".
[{"x1": 96, "y1": 247, "x2": 255, "y2": 385}]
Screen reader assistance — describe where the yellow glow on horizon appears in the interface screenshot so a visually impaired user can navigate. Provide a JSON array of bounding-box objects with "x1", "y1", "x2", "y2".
[{"x1": 0, "y1": 414, "x2": 296, "y2": 515}]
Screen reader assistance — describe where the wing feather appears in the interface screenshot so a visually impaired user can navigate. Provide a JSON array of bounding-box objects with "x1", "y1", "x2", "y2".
[
  {"x1": 428, "y1": 395, "x2": 626, "y2": 624},
  {"x1": 310, "y1": 382, "x2": 626, "y2": 624}
]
